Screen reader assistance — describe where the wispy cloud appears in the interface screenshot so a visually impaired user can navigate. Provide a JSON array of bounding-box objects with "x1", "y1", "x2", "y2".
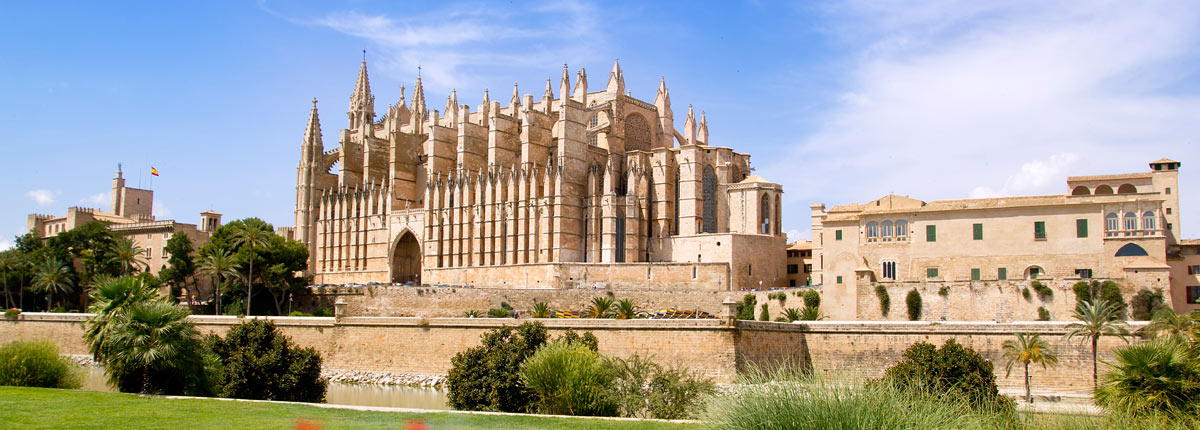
[
  {"x1": 27, "y1": 189, "x2": 56, "y2": 207},
  {"x1": 153, "y1": 200, "x2": 172, "y2": 218},
  {"x1": 266, "y1": 0, "x2": 607, "y2": 91},
  {"x1": 79, "y1": 191, "x2": 110, "y2": 207},
  {"x1": 764, "y1": 0, "x2": 1200, "y2": 229},
  {"x1": 0, "y1": 237, "x2": 12, "y2": 251}
]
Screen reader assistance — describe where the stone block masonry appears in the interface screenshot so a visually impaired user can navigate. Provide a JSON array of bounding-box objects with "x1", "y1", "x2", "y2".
[{"x1": 1, "y1": 314, "x2": 1141, "y2": 391}]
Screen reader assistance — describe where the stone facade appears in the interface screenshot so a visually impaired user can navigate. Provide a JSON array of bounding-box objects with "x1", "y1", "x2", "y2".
[
  {"x1": 1, "y1": 313, "x2": 1142, "y2": 392},
  {"x1": 1169, "y1": 239, "x2": 1200, "y2": 313},
  {"x1": 811, "y1": 159, "x2": 1190, "y2": 319},
  {"x1": 294, "y1": 59, "x2": 787, "y2": 291},
  {"x1": 786, "y1": 240, "x2": 813, "y2": 287}
]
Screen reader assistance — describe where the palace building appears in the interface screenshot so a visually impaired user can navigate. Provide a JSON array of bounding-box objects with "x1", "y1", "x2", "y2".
[
  {"x1": 293, "y1": 59, "x2": 787, "y2": 291},
  {"x1": 810, "y1": 159, "x2": 1197, "y2": 320}
]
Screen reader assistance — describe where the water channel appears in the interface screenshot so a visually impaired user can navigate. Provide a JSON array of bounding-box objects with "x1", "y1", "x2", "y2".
[{"x1": 82, "y1": 367, "x2": 450, "y2": 410}]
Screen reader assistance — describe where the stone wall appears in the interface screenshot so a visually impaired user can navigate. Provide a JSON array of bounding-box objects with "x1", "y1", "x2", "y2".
[
  {"x1": 851, "y1": 278, "x2": 1146, "y2": 322},
  {"x1": 1, "y1": 314, "x2": 1142, "y2": 391},
  {"x1": 422, "y1": 262, "x2": 730, "y2": 290}
]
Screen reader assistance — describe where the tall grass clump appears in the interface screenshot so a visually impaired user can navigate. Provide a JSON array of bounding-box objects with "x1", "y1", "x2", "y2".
[
  {"x1": 519, "y1": 341, "x2": 618, "y2": 416},
  {"x1": 0, "y1": 340, "x2": 82, "y2": 389},
  {"x1": 704, "y1": 367, "x2": 978, "y2": 430}
]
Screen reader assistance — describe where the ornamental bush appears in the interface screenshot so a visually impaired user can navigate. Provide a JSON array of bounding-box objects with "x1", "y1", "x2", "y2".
[
  {"x1": 0, "y1": 339, "x2": 81, "y2": 389},
  {"x1": 882, "y1": 339, "x2": 1012, "y2": 411},
  {"x1": 801, "y1": 290, "x2": 820, "y2": 309},
  {"x1": 735, "y1": 294, "x2": 757, "y2": 320},
  {"x1": 1073, "y1": 280, "x2": 1127, "y2": 318},
  {"x1": 906, "y1": 289, "x2": 922, "y2": 321},
  {"x1": 447, "y1": 322, "x2": 549, "y2": 412},
  {"x1": 1037, "y1": 307, "x2": 1051, "y2": 321},
  {"x1": 205, "y1": 319, "x2": 326, "y2": 402},
  {"x1": 1130, "y1": 288, "x2": 1166, "y2": 321},
  {"x1": 519, "y1": 341, "x2": 618, "y2": 416},
  {"x1": 875, "y1": 285, "x2": 891, "y2": 317}
]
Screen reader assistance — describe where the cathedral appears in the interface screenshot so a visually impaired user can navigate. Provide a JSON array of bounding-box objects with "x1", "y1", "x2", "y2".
[{"x1": 293, "y1": 58, "x2": 787, "y2": 291}]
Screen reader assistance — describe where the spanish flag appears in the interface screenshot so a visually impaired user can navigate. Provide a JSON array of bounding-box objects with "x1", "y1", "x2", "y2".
[{"x1": 151, "y1": 167, "x2": 159, "y2": 176}]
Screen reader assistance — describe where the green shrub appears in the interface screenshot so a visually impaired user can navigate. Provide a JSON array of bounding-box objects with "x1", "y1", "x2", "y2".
[
  {"x1": 1038, "y1": 307, "x2": 1051, "y2": 321},
  {"x1": 706, "y1": 366, "x2": 981, "y2": 430},
  {"x1": 487, "y1": 307, "x2": 511, "y2": 318},
  {"x1": 206, "y1": 319, "x2": 326, "y2": 402},
  {"x1": 801, "y1": 290, "x2": 820, "y2": 309},
  {"x1": 1032, "y1": 281, "x2": 1054, "y2": 299},
  {"x1": 735, "y1": 294, "x2": 757, "y2": 320},
  {"x1": 800, "y1": 306, "x2": 821, "y2": 321},
  {"x1": 1095, "y1": 337, "x2": 1200, "y2": 416},
  {"x1": 906, "y1": 289, "x2": 922, "y2": 321},
  {"x1": 774, "y1": 292, "x2": 787, "y2": 305},
  {"x1": 781, "y1": 308, "x2": 802, "y2": 322},
  {"x1": 4, "y1": 308, "x2": 19, "y2": 320},
  {"x1": 1074, "y1": 280, "x2": 1127, "y2": 317},
  {"x1": 558, "y1": 328, "x2": 599, "y2": 352},
  {"x1": 1130, "y1": 288, "x2": 1166, "y2": 321},
  {"x1": 531, "y1": 302, "x2": 551, "y2": 318},
  {"x1": 938, "y1": 286, "x2": 950, "y2": 297},
  {"x1": 882, "y1": 339, "x2": 1012, "y2": 411},
  {"x1": 312, "y1": 308, "x2": 333, "y2": 317},
  {"x1": 875, "y1": 285, "x2": 890, "y2": 317},
  {"x1": 447, "y1": 322, "x2": 549, "y2": 412},
  {"x1": 0, "y1": 340, "x2": 81, "y2": 389},
  {"x1": 1022, "y1": 288, "x2": 1032, "y2": 300},
  {"x1": 758, "y1": 303, "x2": 770, "y2": 321},
  {"x1": 604, "y1": 354, "x2": 716, "y2": 419},
  {"x1": 288, "y1": 310, "x2": 312, "y2": 317},
  {"x1": 463, "y1": 310, "x2": 482, "y2": 318},
  {"x1": 519, "y1": 341, "x2": 618, "y2": 416}
]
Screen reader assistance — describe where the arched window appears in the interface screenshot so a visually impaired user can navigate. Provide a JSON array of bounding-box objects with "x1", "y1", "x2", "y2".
[
  {"x1": 1105, "y1": 212, "x2": 1119, "y2": 232},
  {"x1": 760, "y1": 194, "x2": 771, "y2": 234},
  {"x1": 775, "y1": 194, "x2": 782, "y2": 236},
  {"x1": 1095, "y1": 185, "x2": 1114, "y2": 195},
  {"x1": 1124, "y1": 212, "x2": 1137, "y2": 234},
  {"x1": 881, "y1": 221, "x2": 893, "y2": 240},
  {"x1": 615, "y1": 210, "x2": 626, "y2": 262},
  {"x1": 896, "y1": 220, "x2": 908, "y2": 239},
  {"x1": 1071, "y1": 186, "x2": 1091, "y2": 196},
  {"x1": 1143, "y1": 211, "x2": 1156, "y2": 231},
  {"x1": 866, "y1": 222, "x2": 879, "y2": 241},
  {"x1": 701, "y1": 165, "x2": 717, "y2": 233},
  {"x1": 1115, "y1": 243, "x2": 1149, "y2": 256},
  {"x1": 1117, "y1": 184, "x2": 1137, "y2": 194},
  {"x1": 881, "y1": 261, "x2": 896, "y2": 280},
  {"x1": 624, "y1": 114, "x2": 652, "y2": 152}
]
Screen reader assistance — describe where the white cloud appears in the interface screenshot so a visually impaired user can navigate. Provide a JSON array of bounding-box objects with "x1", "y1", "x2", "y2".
[
  {"x1": 153, "y1": 200, "x2": 172, "y2": 218},
  {"x1": 27, "y1": 189, "x2": 56, "y2": 207},
  {"x1": 786, "y1": 229, "x2": 811, "y2": 242},
  {"x1": 273, "y1": 0, "x2": 607, "y2": 91},
  {"x1": 79, "y1": 191, "x2": 110, "y2": 207},
  {"x1": 0, "y1": 238, "x2": 12, "y2": 251},
  {"x1": 766, "y1": 1, "x2": 1200, "y2": 233}
]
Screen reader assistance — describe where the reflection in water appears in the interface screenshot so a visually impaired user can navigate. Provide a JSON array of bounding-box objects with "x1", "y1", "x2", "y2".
[{"x1": 81, "y1": 367, "x2": 448, "y2": 410}]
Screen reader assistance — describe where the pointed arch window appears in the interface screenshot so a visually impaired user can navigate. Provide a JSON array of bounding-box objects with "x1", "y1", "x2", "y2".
[
  {"x1": 701, "y1": 165, "x2": 717, "y2": 233},
  {"x1": 1105, "y1": 212, "x2": 1119, "y2": 235},
  {"x1": 866, "y1": 222, "x2": 879, "y2": 242},
  {"x1": 672, "y1": 166, "x2": 680, "y2": 236},
  {"x1": 896, "y1": 220, "x2": 908, "y2": 240},
  {"x1": 760, "y1": 194, "x2": 771, "y2": 234},
  {"x1": 1123, "y1": 212, "x2": 1137, "y2": 234},
  {"x1": 881, "y1": 221, "x2": 893, "y2": 241},
  {"x1": 1143, "y1": 211, "x2": 1156, "y2": 232}
]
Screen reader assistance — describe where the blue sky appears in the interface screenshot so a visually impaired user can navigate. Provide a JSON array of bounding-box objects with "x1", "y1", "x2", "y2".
[{"x1": 2, "y1": 0, "x2": 1199, "y2": 250}]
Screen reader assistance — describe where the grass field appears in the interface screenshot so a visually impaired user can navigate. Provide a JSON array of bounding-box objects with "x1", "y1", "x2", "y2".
[{"x1": 0, "y1": 387, "x2": 701, "y2": 430}]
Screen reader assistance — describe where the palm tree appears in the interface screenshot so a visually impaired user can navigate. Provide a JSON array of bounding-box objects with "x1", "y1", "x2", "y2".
[
  {"x1": 106, "y1": 300, "x2": 200, "y2": 393},
  {"x1": 32, "y1": 258, "x2": 74, "y2": 310},
  {"x1": 1145, "y1": 308, "x2": 1199, "y2": 343},
  {"x1": 587, "y1": 296, "x2": 615, "y2": 318},
  {"x1": 0, "y1": 251, "x2": 15, "y2": 309},
  {"x1": 197, "y1": 248, "x2": 238, "y2": 315},
  {"x1": 109, "y1": 237, "x2": 147, "y2": 275},
  {"x1": 614, "y1": 298, "x2": 637, "y2": 319},
  {"x1": 800, "y1": 306, "x2": 822, "y2": 321},
  {"x1": 84, "y1": 276, "x2": 159, "y2": 362},
  {"x1": 781, "y1": 307, "x2": 803, "y2": 322},
  {"x1": 1065, "y1": 299, "x2": 1130, "y2": 387},
  {"x1": 531, "y1": 302, "x2": 551, "y2": 318},
  {"x1": 1002, "y1": 333, "x2": 1059, "y2": 403},
  {"x1": 230, "y1": 225, "x2": 270, "y2": 316},
  {"x1": 1094, "y1": 337, "x2": 1200, "y2": 415}
]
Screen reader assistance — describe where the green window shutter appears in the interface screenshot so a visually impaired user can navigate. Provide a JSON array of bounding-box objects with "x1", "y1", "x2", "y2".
[
  {"x1": 927, "y1": 268, "x2": 938, "y2": 278},
  {"x1": 973, "y1": 223, "x2": 983, "y2": 240},
  {"x1": 1034, "y1": 221, "x2": 1046, "y2": 239},
  {"x1": 971, "y1": 268, "x2": 981, "y2": 280},
  {"x1": 1076, "y1": 219, "x2": 1088, "y2": 238},
  {"x1": 836, "y1": 276, "x2": 843, "y2": 284},
  {"x1": 926, "y1": 225, "x2": 937, "y2": 242},
  {"x1": 836, "y1": 230, "x2": 842, "y2": 241},
  {"x1": 998, "y1": 268, "x2": 1007, "y2": 280}
]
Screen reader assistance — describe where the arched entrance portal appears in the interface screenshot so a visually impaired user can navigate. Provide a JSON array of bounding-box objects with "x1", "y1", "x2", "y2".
[{"x1": 391, "y1": 231, "x2": 421, "y2": 284}]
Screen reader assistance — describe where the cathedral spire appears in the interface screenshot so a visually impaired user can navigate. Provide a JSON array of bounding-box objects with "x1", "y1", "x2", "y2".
[
  {"x1": 304, "y1": 98, "x2": 323, "y2": 154},
  {"x1": 447, "y1": 89, "x2": 459, "y2": 124},
  {"x1": 573, "y1": 67, "x2": 588, "y2": 104},
  {"x1": 697, "y1": 110, "x2": 708, "y2": 145},
  {"x1": 348, "y1": 53, "x2": 375, "y2": 129},
  {"x1": 559, "y1": 64, "x2": 571, "y2": 102},
  {"x1": 655, "y1": 76, "x2": 670, "y2": 106},
  {"x1": 606, "y1": 59, "x2": 624, "y2": 95},
  {"x1": 543, "y1": 77, "x2": 554, "y2": 113},
  {"x1": 411, "y1": 73, "x2": 427, "y2": 129},
  {"x1": 684, "y1": 104, "x2": 696, "y2": 145},
  {"x1": 510, "y1": 82, "x2": 520, "y2": 112}
]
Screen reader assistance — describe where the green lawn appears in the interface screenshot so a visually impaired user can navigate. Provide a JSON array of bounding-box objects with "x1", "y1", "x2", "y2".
[{"x1": 0, "y1": 387, "x2": 701, "y2": 430}]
